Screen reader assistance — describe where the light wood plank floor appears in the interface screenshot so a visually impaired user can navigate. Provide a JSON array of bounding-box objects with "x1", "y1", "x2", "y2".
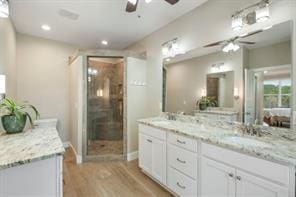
[{"x1": 63, "y1": 148, "x2": 172, "y2": 197}]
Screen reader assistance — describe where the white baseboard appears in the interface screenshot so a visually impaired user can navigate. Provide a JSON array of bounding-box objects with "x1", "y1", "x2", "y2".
[
  {"x1": 127, "y1": 151, "x2": 138, "y2": 161},
  {"x1": 63, "y1": 141, "x2": 82, "y2": 164}
]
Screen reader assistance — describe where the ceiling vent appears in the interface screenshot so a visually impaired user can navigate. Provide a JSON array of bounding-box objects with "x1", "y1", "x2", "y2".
[{"x1": 58, "y1": 9, "x2": 79, "y2": 20}]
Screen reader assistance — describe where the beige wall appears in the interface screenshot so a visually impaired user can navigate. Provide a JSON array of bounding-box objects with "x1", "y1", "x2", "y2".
[
  {"x1": 248, "y1": 41, "x2": 291, "y2": 69},
  {"x1": 166, "y1": 50, "x2": 243, "y2": 118},
  {"x1": 69, "y1": 56, "x2": 83, "y2": 157},
  {"x1": 0, "y1": 18, "x2": 16, "y2": 99},
  {"x1": 127, "y1": 0, "x2": 296, "y2": 121},
  {"x1": 16, "y1": 34, "x2": 77, "y2": 141}
]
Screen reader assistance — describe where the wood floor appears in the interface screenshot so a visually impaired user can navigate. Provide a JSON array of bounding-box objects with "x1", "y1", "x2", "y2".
[{"x1": 63, "y1": 148, "x2": 172, "y2": 197}]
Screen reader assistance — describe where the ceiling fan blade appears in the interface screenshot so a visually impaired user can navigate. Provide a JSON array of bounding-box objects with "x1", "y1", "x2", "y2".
[
  {"x1": 126, "y1": 0, "x2": 138, "y2": 12},
  {"x1": 204, "y1": 41, "x2": 225, "y2": 47},
  {"x1": 239, "y1": 41, "x2": 256, "y2": 45},
  {"x1": 164, "y1": 0, "x2": 179, "y2": 5},
  {"x1": 239, "y1": 30, "x2": 263, "y2": 38}
]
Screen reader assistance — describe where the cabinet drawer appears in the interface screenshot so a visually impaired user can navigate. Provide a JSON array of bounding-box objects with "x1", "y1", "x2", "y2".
[
  {"x1": 202, "y1": 143, "x2": 290, "y2": 186},
  {"x1": 139, "y1": 124, "x2": 166, "y2": 141},
  {"x1": 168, "y1": 167, "x2": 197, "y2": 197},
  {"x1": 168, "y1": 144, "x2": 198, "y2": 180},
  {"x1": 168, "y1": 132, "x2": 198, "y2": 152}
]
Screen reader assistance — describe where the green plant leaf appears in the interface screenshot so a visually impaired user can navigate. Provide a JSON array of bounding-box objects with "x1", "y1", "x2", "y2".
[{"x1": 25, "y1": 112, "x2": 34, "y2": 127}]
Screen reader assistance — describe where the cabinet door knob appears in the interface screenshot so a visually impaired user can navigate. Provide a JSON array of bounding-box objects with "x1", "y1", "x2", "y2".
[
  {"x1": 228, "y1": 173, "x2": 234, "y2": 178},
  {"x1": 236, "y1": 176, "x2": 242, "y2": 181},
  {"x1": 177, "y1": 182, "x2": 186, "y2": 189},
  {"x1": 146, "y1": 139, "x2": 152, "y2": 143},
  {"x1": 177, "y1": 139, "x2": 186, "y2": 144},
  {"x1": 177, "y1": 158, "x2": 186, "y2": 164}
]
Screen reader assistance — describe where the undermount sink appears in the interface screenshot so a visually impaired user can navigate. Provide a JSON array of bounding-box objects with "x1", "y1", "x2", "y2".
[{"x1": 223, "y1": 136, "x2": 272, "y2": 148}]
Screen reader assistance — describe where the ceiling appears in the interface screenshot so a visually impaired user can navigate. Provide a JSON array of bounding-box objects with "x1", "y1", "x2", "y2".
[{"x1": 10, "y1": 0, "x2": 207, "y2": 49}]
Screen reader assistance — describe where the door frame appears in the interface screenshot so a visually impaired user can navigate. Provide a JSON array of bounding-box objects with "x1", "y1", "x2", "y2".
[{"x1": 79, "y1": 49, "x2": 146, "y2": 162}]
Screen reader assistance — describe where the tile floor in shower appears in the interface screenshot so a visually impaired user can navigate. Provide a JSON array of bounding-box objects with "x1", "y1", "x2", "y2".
[{"x1": 88, "y1": 140, "x2": 123, "y2": 155}]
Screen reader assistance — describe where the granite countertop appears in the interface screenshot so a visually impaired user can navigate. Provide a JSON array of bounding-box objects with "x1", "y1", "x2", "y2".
[
  {"x1": 0, "y1": 128, "x2": 65, "y2": 170},
  {"x1": 194, "y1": 110, "x2": 239, "y2": 115},
  {"x1": 138, "y1": 117, "x2": 296, "y2": 166}
]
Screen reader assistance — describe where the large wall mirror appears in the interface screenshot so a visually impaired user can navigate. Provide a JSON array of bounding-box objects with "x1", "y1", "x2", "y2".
[{"x1": 162, "y1": 20, "x2": 293, "y2": 128}]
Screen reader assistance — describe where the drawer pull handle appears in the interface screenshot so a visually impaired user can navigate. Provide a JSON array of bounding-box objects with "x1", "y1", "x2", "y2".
[
  {"x1": 177, "y1": 158, "x2": 186, "y2": 164},
  {"x1": 177, "y1": 182, "x2": 186, "y2": 189},
  {"x1": 147, "y1": 139, "x2": 152, "y2": 143},
  {"x1": 177, "y1": 139, "x2": 186, "y2": 144},
  {"x1": 236, "y1": 176, "x2": 242, "y2": 181},
  {"x1": 228, "y1": 173, "x2": 234, "y2": 178}
]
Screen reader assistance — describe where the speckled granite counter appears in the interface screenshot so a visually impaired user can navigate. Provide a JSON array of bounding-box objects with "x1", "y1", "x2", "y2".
[
  {"x1": 0, "y1": 128, "x2": 65, "y2": 170},
  {"x1": 138, "y1": 117, "x2": 296, "y2": 166}
]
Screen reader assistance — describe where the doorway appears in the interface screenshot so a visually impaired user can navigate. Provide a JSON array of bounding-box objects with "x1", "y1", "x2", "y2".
[{"x1": 87, "y1": 57, "x2": 124, "y2": 157}]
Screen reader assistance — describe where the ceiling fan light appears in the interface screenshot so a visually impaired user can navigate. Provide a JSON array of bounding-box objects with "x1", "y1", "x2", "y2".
[
  {"x1": 231, "y1": 16, "x2": 243, "y2": 31},
  {"x1": 0, "y1": 0, "x2": 9, "y2": 18},
  {"x1": 256, "y1": 4, "x2": 270, "y2": 23},
  {"x1": 128, "y1": 0, "x2": 138, "y2": 5}
]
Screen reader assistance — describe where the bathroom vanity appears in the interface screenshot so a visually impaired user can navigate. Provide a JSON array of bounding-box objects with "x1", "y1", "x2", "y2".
[
  {"x1": 0, "y1": 128, "x2": 65, "y2": 197},
  {"x1": 138, "y1": 117, "x2": 296, "y2": 197}
]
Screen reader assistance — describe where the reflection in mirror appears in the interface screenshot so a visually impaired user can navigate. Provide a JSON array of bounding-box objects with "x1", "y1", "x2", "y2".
[
  {"x1": 244, "y1": 21, "x2": 292, "y2": 128},
  {"x1": 207, "y1": 71, "x2": 234, "y2": 108},
  {"x1": 162, "y1": 20, "x2": 292, "y2": 127}
]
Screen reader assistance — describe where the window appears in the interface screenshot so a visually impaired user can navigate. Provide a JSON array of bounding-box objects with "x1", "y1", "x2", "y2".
[{"x1": 264, "y1": 79, "x2": 291, "y2": 108}]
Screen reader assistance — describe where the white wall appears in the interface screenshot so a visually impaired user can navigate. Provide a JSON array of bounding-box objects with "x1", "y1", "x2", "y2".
[
  {"x1": 127, "y1": 57, "x2": 147, "y2": 155},
  {"x1": 166, "y1": 50, "x2": 242, "y2": 116},
  {"x1": 69, "y1": 56, "x2": 83, "y2": 158},
  {"x1": 16, "y1": 34, "x2": 77, "y2": 141},
  {"x1": 0, "y1": 18, "x2": 16, "y2": 99},
  {"x1": 127, "y1": 0, "x2": 296, "y2": 119}
]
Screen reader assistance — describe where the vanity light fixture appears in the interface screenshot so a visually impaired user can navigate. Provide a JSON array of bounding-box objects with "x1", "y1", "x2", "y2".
[
  {"x1": 0, "y1": 0, "x2": 9, "y2": 18},
  {"x1": 234, "y1": 88, "x2": 239, "y2": 100},
  {"x1": 212, "y1": 62, "x2": 224, "y2": 71},
  {"x1": 231, "y1": 0, "x2": 270, "y2": 32},
  {"x1": 231, "y1": 15, "x2": 243, "y2": 31},
  {"x1": 201, "y1": 88, "x2": 207, "y2": 97},
  {"x1": 162, "y1": 38, "x2": 185, "y2": 58},
  {"x1": 256, "y1": 3, "x2": 270, "y2": 23}
]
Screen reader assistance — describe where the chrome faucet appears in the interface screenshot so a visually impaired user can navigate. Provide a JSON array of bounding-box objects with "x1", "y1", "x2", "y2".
[
  {"x1": 242, "y1": 123, "x2": 262, "y2": 137},
  {"x1": 167, "y1": 113, "x2": 177, "y2": 121}
]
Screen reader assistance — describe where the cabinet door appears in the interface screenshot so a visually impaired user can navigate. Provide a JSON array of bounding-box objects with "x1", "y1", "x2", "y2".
[
  {"x1": 236, "y1": 170, "x2": 289, "y2": 197},
  {"x1": 139, "y1": 133, "x2": 153, "y2": 173},
  {"x1": 151, "y1": 137, "x2": 166, "y2": 185},
  {"x1": 201, "y1": 157, "x2": 236, "y2": 197}
]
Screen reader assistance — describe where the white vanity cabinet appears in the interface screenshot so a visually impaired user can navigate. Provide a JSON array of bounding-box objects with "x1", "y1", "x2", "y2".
[
  {"x1": 138, "y1": 123, "x2": 295, "y2": 197},
  {"x1": 201, "y1": 143, "x2": 292, "y2": 197},
  {"x1": 139, "y1": 125, "x2": 166, "y2": 185},
  {"x1": 0, "y1": 155, "x2": 63, "y2": 197}
]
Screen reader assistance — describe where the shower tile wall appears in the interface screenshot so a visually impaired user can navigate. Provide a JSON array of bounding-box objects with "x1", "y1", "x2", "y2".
[{"x1": 87, "y1": 59, "x2": 123, "y2": 155}]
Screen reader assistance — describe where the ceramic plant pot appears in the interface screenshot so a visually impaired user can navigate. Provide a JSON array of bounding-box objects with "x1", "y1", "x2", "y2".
[
  {"x1": 1, "y1": 114, "x2": 27, "y2": 134},
  {"x1": 199, "y1": 103, "x2": 207, "y2": 110}
]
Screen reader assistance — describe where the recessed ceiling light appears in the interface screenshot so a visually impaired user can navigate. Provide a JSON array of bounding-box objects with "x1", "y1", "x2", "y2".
[
  {"x1": 101, "y1": 40, "x2": 108, "y2": 45},
  {"x1": 145, "y1": 0, "x2": 152, "y2": 3},
  {"x1": 41, "y1": 24, "x2": 51, "y2": 31}
]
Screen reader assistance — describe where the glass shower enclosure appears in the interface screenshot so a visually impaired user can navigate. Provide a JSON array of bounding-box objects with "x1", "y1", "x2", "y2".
[{"x1": 87, "y1": 57, "x2": 124, "y2": 158}]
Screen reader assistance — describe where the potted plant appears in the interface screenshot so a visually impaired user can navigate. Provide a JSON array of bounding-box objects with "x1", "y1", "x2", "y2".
[
  {"x1": 0, "y1": 98, "x2": 39, "y2": 134},
  {"x1": 197, "y1": 96, "x2": 217, "y2": 110}
]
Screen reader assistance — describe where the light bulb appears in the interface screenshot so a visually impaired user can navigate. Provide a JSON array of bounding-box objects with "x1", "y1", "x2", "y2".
[{"x1": 256, "y1": 4, "x2": 270, "y2": 23}]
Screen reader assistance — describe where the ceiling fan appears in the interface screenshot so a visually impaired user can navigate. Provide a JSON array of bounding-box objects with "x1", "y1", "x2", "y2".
[
  {"x1": 126, "y1": 0, "x2": 179, "y2": 13},
  {"x1": 204, "y1": 29, "x2": 263, "y2": 52}
]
